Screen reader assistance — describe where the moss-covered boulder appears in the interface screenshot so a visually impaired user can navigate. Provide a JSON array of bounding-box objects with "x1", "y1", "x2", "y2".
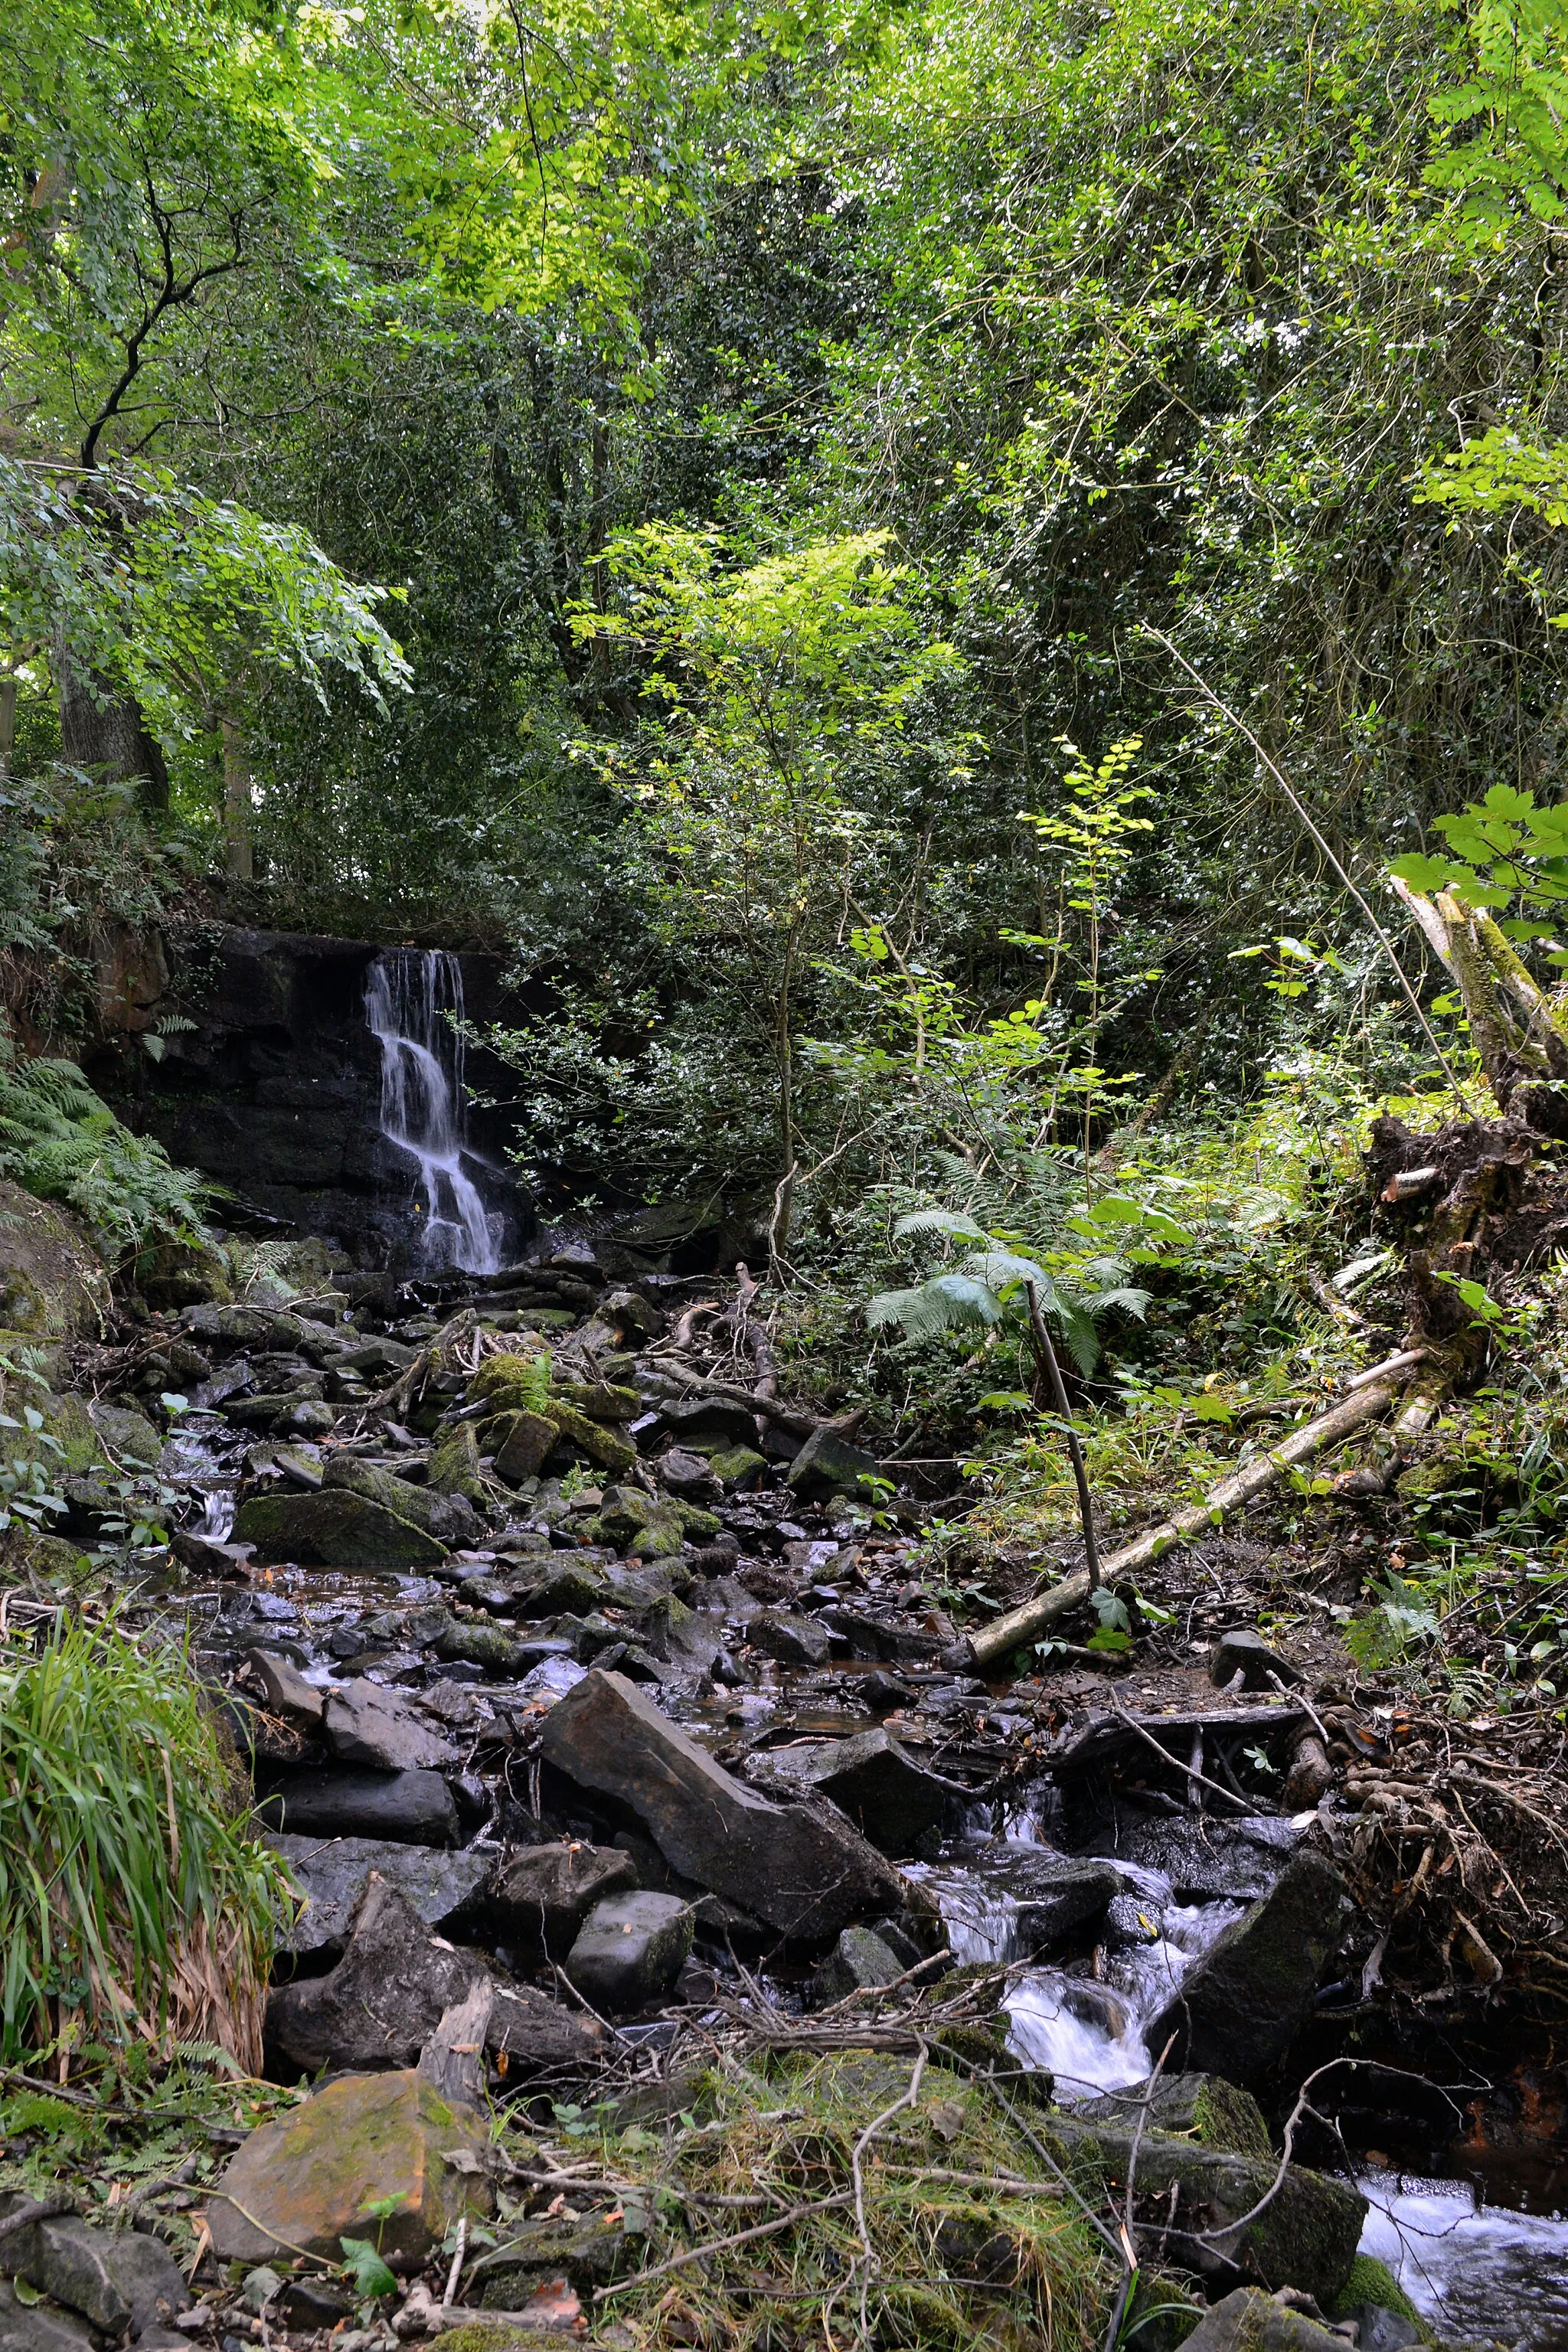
[
  {"x1": 433, "y1": 1616, "x2": 527, "y2": 1672},
  {"x1": 1328, "y1": 2255, "x2": 1428, "y2": 2336},
  {"x1": 233, "y1": 1489, "x2": 447, "y2": 1568},
  {"x1": 322, "y1": 1455, "x2": 480, "y2": 1547},
  {"x1": 428, "y1": 1420, "x2": 486, "y2": 1503},
  {"x1": 546, "y1": 1399, "x2": 635, "y2": 1475},
  {"x1": 582, "y1": 1486, "x2": 686, "y2": 1560},
  {"x1": 707, "y1": 1442, "x2": 766, "y2": 1488},
  {"x1": 489, "y1": 1410, "x2": 558, "y2": 1483},
  {"x1": 555, "y1": 1380, "x2": 640, "y2": 1423},
  {"x1": 0, "y1": 1179, "x2": 107, "y2": 1359},
  {"x1": 87, "y1": 1400, "x2": 164, "y2": 1469},
  {"x1": 1075, "y1": 2074, "x2": 1271, "y2": 2161},
  {"x1": 207, "y1": 2069, "x2": 492, "y2": 2263}
]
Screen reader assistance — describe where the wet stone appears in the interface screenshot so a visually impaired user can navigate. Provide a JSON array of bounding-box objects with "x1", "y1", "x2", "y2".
[
  {"x1": 322, "y1": 1680, "x2": 460, "y2": 1772},
  {"x1": 266, "y1": 1833, "x2": 494, "y2": 1956},
  {"x1": 750, "y1": 1726, "x2": 965, "y2": 1857},
  {"x1": 259, "y1": 1766, "x2": 459, "y2": 1847},
  {"x1": 266, "y1": 1876, "x2": 487, "y2": 2073},
  {"x1": 1145, "y1": 1850, "x2": 1351, "y2": 2080},
  {"x1": 749, "y1": 1609, "x2": 832, "y2": 1668},
  {"x1": 490, "y1": 1842, "x2": 639, "y2": 1958},
  {"x1": 2, "y1": 2209, "x2": 191, "y2": 2336},
  {"x1": 564, "y1": 1890, "x2": 694, "y2": 2010}
]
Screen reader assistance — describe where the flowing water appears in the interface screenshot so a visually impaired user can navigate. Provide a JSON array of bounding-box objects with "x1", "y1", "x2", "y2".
[
  {"x1": 1358, "y1": 2173, "x2": 1568, "y2": 2350},
  {"x1": 364, "y1": 948, "x2": 500, "y2": 1274}
]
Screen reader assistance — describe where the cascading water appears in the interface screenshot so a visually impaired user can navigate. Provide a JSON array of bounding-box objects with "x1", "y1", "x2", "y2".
[{"x1": 364, "y1": 949, "x2": 501, "y2": 1274}]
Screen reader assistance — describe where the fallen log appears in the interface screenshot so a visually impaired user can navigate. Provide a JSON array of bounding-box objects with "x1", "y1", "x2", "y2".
[{"x1": 960, "y1": 1364, "x2": 1417, "y2": 1674}]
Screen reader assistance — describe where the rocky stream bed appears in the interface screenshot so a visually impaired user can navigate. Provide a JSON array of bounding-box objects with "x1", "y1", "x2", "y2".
[{"x1": 5, "y1": 1236, "x2": 1568, "y2": 2352}]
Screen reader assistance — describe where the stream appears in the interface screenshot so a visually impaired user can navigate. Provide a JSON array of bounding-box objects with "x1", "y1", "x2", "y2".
[{"x1": 129, "y1": 948, "x2": 1568, "y2": 2352}]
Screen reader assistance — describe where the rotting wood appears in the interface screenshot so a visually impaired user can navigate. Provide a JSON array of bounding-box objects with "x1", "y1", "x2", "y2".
[{"x1": 962, "y1": 1365, "x2": 1419, "y2": 1671}]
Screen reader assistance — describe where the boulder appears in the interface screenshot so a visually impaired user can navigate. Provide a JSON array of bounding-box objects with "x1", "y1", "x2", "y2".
[
  {"x1": 707, "y1": 1444, "x2": 766, "y2": 1488},
  {"x1": 658, "y1": 1396, "x2": 760, "y2": 1452},
  {"x1": 786, "y1": 1425, "x2": 882, "y2": 1502},
  {"x1": 657, "y1": 1447, "x2": 717, "y2": 1497},
  {"x1": 0, "y1": 1180, "x2": 106, "y2": 1349},
  {"x1": 2, "y1": 2210, "x2": 190, "y2": 2336},
  {"x1": 1110, "y1": 1813, "x2": 1304, "y2": 1903},
  {"x1": 260, "y1": 1768, "x2": 459, "y2": 1846},
  {"x1": 489, "y1": 1843, "x2": 638, "y2": 1959},
  {"x1": 749, "y1": 1609, "x2": 831, "y2": 1668},
  {"x1": 541, "y1": 1670, "x2": 903, "y2": 1939},
  {"x1": 486, "y1": 1980, "x2": 609, "y2": 2070},
  {"x1": 492, "y1": 1410, "x2": 559, "y2": 1482},
  {"x1": 1073, "y1": 2073, "x2": 1272, "y2": 2161},
  {"x1": 1177, "y1": 2291, "x2": 1361, "y2": 2352},
  {"x1": 322, "y1": 1455, "x2": 479, "y2": 1547},
  {"x1": 266, "y1": 1877, "x2": 485, "y2": 2074},
  {"x1": 433, "y1": 1619, "x2": 527, "y2": 1674},
  {"x1": 266, "y1": 1834, "x2": 493, "y2": 1957},
  {"x1": 233, "y1": 1489, "x2": 446, "y2": 1569},
  {"x1": 564, "y1": 1892, "x2": 694, "y2": 2009},
  {"x1": 1046, "y1": 2117, "x2": 1364, "y2": 2305},
  {"x1": 511, "y1": 1562, "x2": 608, "y2": 1619},
  {"x1": 1146, "y1": 1851, "x2": 1349, "y2": 2080},
  {"x1": 87, "y1": 1400, "x2": 164, "y2": 1469},
  {"x1": 206, "y1": 2069, "x2": 492, "y2": 2263},
  {"x1": 322, "y1": 1681, "x2": 460, "y2": 1772},
  {"x1": 753, "y1": 1728, "x2": 965, "y2": 1855}
]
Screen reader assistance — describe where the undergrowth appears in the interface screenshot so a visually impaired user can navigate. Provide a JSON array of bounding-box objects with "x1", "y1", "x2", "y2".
[
  {"x1": 0, "y1": 1609, "x2": 291, "y2": 2070},
  {"x1": 0, "y1": 1018, "x2": 209, "y2": 1256}
]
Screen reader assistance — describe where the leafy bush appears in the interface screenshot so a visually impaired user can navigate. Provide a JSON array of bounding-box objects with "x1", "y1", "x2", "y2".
[
  {"x1": 0, "y1": 1024, "x2": 208, "y2": 1256},
  {"x1": 0, "y1": 1609, "x2": 289, "y2": 2068}
]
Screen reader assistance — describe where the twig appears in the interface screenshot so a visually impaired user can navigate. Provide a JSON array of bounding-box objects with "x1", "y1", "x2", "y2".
[
  {"x1": 0, "y1": 2200, "x2": 70, "y2": 2243},
  {"x1": 593, "y1": 2190, "x2": 855, "y2": 2300},
  {"x1": 1024, "y1": 1280, "x2": 1101, "y2": 1590},
  {"x1": 1109, "y1": 1705, "x2": 1278, "y2": 1815},
  {"x1": 850, "y1": 2047, "x2": 928, "y2": 2337}
]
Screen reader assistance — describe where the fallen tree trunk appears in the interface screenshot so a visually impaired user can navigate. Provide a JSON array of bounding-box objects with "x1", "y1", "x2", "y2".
[{"x1": 962, "y1": 1366, "x2": 1418, "y2": 1674}]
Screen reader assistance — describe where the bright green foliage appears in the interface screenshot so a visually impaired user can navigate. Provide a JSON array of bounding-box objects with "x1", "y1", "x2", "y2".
[
  {"x1": 1425, "y1": 0, "x2": 1568, "y2": 226},
  {"x1": 0, "y1": 1609, "x2": 289, "y2": 2062},
  {"x1": 0, "y1": 1027, "x2": 209, "y2": 1254},
  {"x1": 867, "y1": 1205, "x2": 1148, "y2": 1374},
  {"x1": 1390, "y1": 783, "x2": 1568, "y2": 951}
]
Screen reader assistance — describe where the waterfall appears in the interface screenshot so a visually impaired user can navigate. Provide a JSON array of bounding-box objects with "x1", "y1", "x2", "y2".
[{"x1": 364, "y1": 949, "x2": 500, "y2": 1274}]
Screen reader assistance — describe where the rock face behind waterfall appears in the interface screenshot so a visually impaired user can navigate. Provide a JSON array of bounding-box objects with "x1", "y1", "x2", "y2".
[{"x1": 89, "y1": 927, "x2": 531, "y2": 1265}]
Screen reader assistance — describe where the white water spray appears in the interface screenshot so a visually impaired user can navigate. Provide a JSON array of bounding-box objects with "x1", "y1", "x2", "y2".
[{"x1": 365, "y1": 949, "x2": 500, "y2": 1273}]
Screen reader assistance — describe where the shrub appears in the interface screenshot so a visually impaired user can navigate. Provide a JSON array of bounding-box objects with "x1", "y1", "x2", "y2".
[{"x1": 0, "y1": 1022, "x2": 209, "y2": 1257}]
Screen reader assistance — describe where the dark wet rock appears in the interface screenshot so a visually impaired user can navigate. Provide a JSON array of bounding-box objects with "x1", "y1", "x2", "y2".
[
  {"x1": 812, "y1": 1924, "x2": 906, "y2": 2001},
  {"x1": 1046, "y1": 2119, "x2": 1364, "y2": 2304},
  {"x1": 541, "y1": 1669, "x2": 902, "y2": 1939},
  {"x1": 1210, "y1": 1629, "x2": 1304, "y2": 1690},
  {"x1": 1146, "y1": 1851, "x2": 1350, "y2": 2080},
  {"x1": 0, "y1": 2279, "x2": 94, "y2": 2352},
  {"x1": 749, "y1": 1727, "x2": 965, "y2": 1856},
  {"x1": 1109, "y1": 1813, "x2": 1302, "y2": 1903},
  {"x1": 487, "y1": 1978, "x2": 608, "y2": 2069},
  {"x1": 433, "y1": 1618, "x2": 527, "y2": 1673},
  {"x1": 322, "y1": 1680, "x2": 460, "y2": 1772},
  {"x1": 658, "y1": 1396, "x2": 760, "y2": 1452},
  {"x1": 488, "y1": 1842, "x2": 638, "y2": 1959},
  {"x1": 565, "y1": 1890, "x2": 694, "y2": 2008},
  {"x1": 2, "y1": 2209, "x2": 191, "y2": 2336},
  {"x1": 274, "y1": 1443, "x2": 325, "y2": 1487},
  {"x1": 243, "y1": 1647, "x2": 326, "y2": 1733},
  {"x1": 1177, "y1": 2290, "x2": 1361, "y2": 2352},
  {"x1": 322, "y1": 1454, "x2": 480, "y2": 1548},
  {"x1": 207, "y1": 2069, "x2": 492, "y2": 2263},
  {"x1": 267, "y1": 1875, "x2": 488, "y2": 2072},
  {"x1": 657, "y1": 1446, "x2": 718, "y2": 1497},
  {"x1": 475, "y1": 2212, "x2": 629, "y2": 2301},
  {"x1": 338, "y1": 1336, "x2": 417, "y2": 1377},
  {"x1": 266, "y1": 1834, "x2": 493, "y2": 1956},
  {"x1": 786, "y1": 1425, "x2": 881, "y2": 1501},
  {"x1": 260, "y1": 1767, "x2": 459, "y2": 1846},
  {"x1": 511, "y1": 1561, "x2": 607, "y2": 1618},
  {"x1": 748, "y1": 1609, "x2": 831, "y2": 1667},
  {"x1": 233, "y1": 1488, "x2": 446, "y2": 1568}
]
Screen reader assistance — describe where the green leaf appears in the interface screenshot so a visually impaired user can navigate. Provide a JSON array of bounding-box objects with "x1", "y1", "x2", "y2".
[{"x1": 340, "y1": 2240, "x2": 399, "y2": 2299}]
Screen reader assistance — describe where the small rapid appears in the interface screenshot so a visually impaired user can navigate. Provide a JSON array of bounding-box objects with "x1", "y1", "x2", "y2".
[{"x1": 365, "y1": 947, "x2": 500, "y2": 1274}]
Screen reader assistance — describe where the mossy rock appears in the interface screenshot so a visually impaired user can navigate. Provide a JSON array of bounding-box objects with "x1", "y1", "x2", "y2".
[
  {"x1": 0, "y1": 1526, "x2": 90, "y2": 1583},
  {"x1": 88, "y1": 1400, "x2": 165, "y2": 1469},
  {"x1": 322, "y1": 1454, "x2": 477, "y2": 1544},
  {"x1": 707, "y1": 1443, "x2": 766, "y2": 1488},
  {"x1": 1328, "y1": 2254, "x2": 1430, "y2": 2338},
  {"x1": 429, "y1": 1421, "x2": 486, "y2": 1503},
  {"x1": 0, "y1": 1180, "x2": 107, "y2": 1341},
  {"x1": 555, "y1": 1379, "x2": 640, "y2": 1423},
  {"x1": 136, "y1": 1238, "x2": 234, "y2": 1308},
  {"x1": 670, "y1": 1499, "x2": 722, "y2": 1540},
  {"x1": 546, "y1": 1398, "x2": 635, "y2": 1475},
  {"x1": 232, "y1": 1489, "x2": 447, "y2": 1569},
  {"x1": 1076, "y1": 2073, "x2": 1271, "y2": 2161}
]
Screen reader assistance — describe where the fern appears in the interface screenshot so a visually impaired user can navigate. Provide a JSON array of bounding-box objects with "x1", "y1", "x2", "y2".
[
  {"x1": 0, "y1": 1024, "x2": 208, "y2": 1256},
  {"x1": 867, "y1": 1205, "x2": 1150, "y2": 1374}
]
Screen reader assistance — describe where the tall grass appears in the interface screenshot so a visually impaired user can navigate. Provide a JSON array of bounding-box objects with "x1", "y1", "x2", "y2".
[{"x1": 0, "y1": 1610, "x2": 289, "y2": 2070}]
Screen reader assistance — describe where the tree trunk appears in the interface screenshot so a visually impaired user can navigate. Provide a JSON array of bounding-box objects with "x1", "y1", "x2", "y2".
[
  {"x1": 221, "y1": 714, "x2": 253, "y2": 880},
  {"x1": 55, "y1": 639, "x2": 168, "y2": 812},
  {"x1": 0, "y1": 675, "x2": 15, "y2": 776},
  {"x1": 1392, "y1": 875, "x2": 1568, "y2": 1136}
]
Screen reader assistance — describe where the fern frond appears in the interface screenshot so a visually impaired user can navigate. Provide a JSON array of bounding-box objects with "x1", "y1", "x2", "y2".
[
  {"x1": 867, "y1": 1272, "x2": 1003, "y2": 1340},
  {"x1": 891, "y1": 1207, "x2": 988, "y2": 1245}
]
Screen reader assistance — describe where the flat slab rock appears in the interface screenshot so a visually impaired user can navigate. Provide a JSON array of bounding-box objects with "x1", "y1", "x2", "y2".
[
  {"x1": 207, "y1": 2069, "x2": 492, "y2": 2264},
  {"x1": 232, "y1": 1489, "x2": 446, "y2": 1570},
  {"x1": 541, "y1": 1668, "x2": 902, "y2": 1939},
  {"x1": 259, "y1": 1767, "x2": 459, "y2": 1847},
  {"x1": 750, "y1": 1727, "x2": 967, "y2": 1857},
  {"x1": 266, "y1": 1834, "x2": 493, "y2": 1955},
  {"x1": 0, "y1": 2281, "x2": 93, "y2": 2352},
  {"x1": 322, "y1": 1679, "x2": 460, "y2": 1772}
]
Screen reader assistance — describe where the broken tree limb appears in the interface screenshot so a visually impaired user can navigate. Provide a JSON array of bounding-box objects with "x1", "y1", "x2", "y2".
[
  {"x1": 640, "y1": 1357, "x2": 815, "y2": 1438},
  {"x1": 962, "y1": 1371, "x2": 1414, "y2": 1672}
]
